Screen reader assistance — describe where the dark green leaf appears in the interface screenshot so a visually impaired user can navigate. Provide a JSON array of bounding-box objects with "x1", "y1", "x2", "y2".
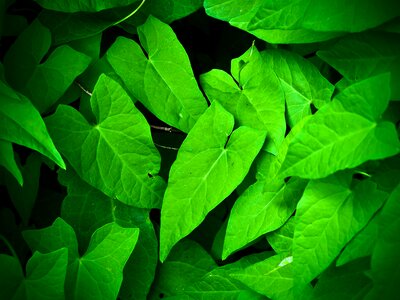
[
  {"x1": 34, "y1": 0, "x2": 141, "y2": 13},
  {"x1": 0, "y1": 140, "x2": 23, "y2": 185}
]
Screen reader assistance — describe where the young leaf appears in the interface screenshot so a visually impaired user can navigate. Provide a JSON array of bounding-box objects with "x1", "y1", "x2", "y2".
[
  {"x1": 280, "y1": 74, "x2": 400, "y2": 179},
  {"x1": 318, "y1": 32, "x2": 400, "y2": 99},
  {"x1": 60, "y1": 171, "x2": 158, "y2": 300},
  {"x1": 0, "y1": 140, "x2": 23, "y2": 186},
  {"x1": 0, "y1": 248, "x2": 68, "y2": 300},
  {"x1": 0, "y1": 80, "x2": 65, "y2": 169},
  {"x1": 223, "y1": 177, "x2": 306, "y2": 259},
  {"x1": 261, "y1": 49, "x2": 333, "y2": 127},
  {"x1": 204, "y1": 0, "x2": 341, "y2": 44},
  {"x1": 200, "y1": 45, "x2": 285, "y2": 154},
  {"x1": 160, "y1": 102, "x2": 266, "y2": 261},
  {"x1": 366, "y1": 183, "x2": 400, "y2": 299},
  {"x1": 46, "y1": 74, "x2": 165, "y2": 208},
  {"x1": 34, "y1": 0, "x2": 141, "y2": 13},
  {"x1": 107, "y1": 15, "x2": 207, "y2": 133},
  {"x1": 292, "y1": 172, "x2": 388, "y2": 289}
]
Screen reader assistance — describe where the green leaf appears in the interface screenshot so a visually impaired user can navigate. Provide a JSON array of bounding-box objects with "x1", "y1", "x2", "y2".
[
  {"x1": 0, "y1": 248, "x2": 68, "y2": 300},
  {"x1": 4, "y1": 19, "x2": 51, "y2": 91},
  {"x1": 74, "y1": 223, "x2": 139, "y2": 300},
  {"x1": 107, "y1": 15, "x2": 207, "y2": 133},
  {"x1": 0, "y1": 140, "x2": 23, "y2": 185},
  {"x1": 279, "y1": 74, "x2": 400, "y2": 179},
  {"x1": 23, "y1": 45, "x2": 91, "y2": 113},
  {"x1": 231, "y1": 252, "x2": 298, "y2": 300},
  {"x1": 249, "y1": 0, "x2": 399, "y2": 33},
  {"x1": 318, "y1": 32, "x2": 400, "y2": 99},
  {"x1": 267, "y1": 217, "x2": 296, "y2": 254},
  {"x1": 4, "y1": 153, "x2": 42, "y2": 225},
  {"x1": 223, "y1": 178, "x2": 306, "y2": 259},
  {"x1": 23, "y1": 218, "x2": 139, "y2": 299},
  {"x1": 4, "y1": 19, "x2": 91, "y2": 113},
  {"x1": 312, "y1": 258, "x2": 372, "y2": 300},
  {"x1": 204, "y1": 0, "x2": 341, "y2": 44},
  {"x1": 0, "y1": 79, "x2": 65, "y2": 169},
  {"x1": 261, "y1": 49, "x2": 333, "y2": 127},
  {"x1": 34, "y1": 0, "x2": 141, "y2": 13},
  {"x1": 200, "y1": 45, "x2": 285, "y2": 154},
  {"x1": 160, "y1": 102, "x2": 266, "y2": 261},
  {"x1": 292, "y1": 172, "x2": 388, "y2": 289},
  {"x1": 366, "y1": 183, "x2": 400, "y2": 299},
  {"x1": 150, "y1": 240, "x2": 217, "y2": 299},
  {"x1": 60, "y1": 171, "x2": 158, "y2": 300},
  {"x1": 46, "y1": 74, "x2": 165, "y2": 208}
]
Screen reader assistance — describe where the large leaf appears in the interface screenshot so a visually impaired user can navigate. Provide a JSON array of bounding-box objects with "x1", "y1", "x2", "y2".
[
  {"x1": 23, "y1": 218, "x2": 139, "y2": 299},
  {"x1": 279, "y1": 74, "x2": 400, "y2": 179},
  {"x1": 34, "y1": 0, "x2": 140, "y2": 13},
  {"x1": 200, "y1": 45, "x2": 285, "y2": 154},
  {"x1": 0, "y1": 79, "x2": 65, "y2": 169},
  {"x1": 46, "y1": 74, "x2": 165, "y2": 208},
  {"x1": 107, "y1": 16, "x2": 207, "y2": 133},
  {"x1": 4, "y1": 19, "x2": 91, "y2": 113},
  {"x1": 261, "y1": 49, "x2": 333, "y2": 127},
  {"x1": 318, "y1": 32, "x2": 400, "y2": 99},
  {"x1": 204, "y1": 0, "x2": 341, "y2": 44},
  {"x1": 366, "y1": 183, "x2": 400, "y2": 299},
  {"x1": 249, "y1": 0, "x2": 399, "y2": 33},
  {"x1": 160, "y1": 102, "x2": 266, "y2": 261},
  {"x1": 0, "y1": 248, "x2": 68, "y2": 300},
  {"x1": 292, "y1": 172, "x2": 388, "y2": 289},
  {"x1": 60, "y1": 171, "x2": 158, "y2": 300},
  {"x1": 223, "y1": 178, "x2": 306, "y2": 259}
]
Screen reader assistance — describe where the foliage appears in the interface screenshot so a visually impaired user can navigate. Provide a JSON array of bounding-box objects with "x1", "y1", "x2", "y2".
[{"x1": 1, "y1": 0, "x2": 400, "y2": 299}]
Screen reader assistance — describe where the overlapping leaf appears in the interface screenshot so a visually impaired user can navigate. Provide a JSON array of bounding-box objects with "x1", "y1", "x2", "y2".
[
  {"x1": 46, "y1": 74, "x2": 165, "y2": 208},
  {"x1": 0, "y1": 140, "x2": 22, "y2": 185},
  {"x1": 107, "y1": 15, "x2": 207, "y2": 133},
  {"x1": 23, "y1": 218, "x2": 139, "y2": 299},
  {"x1": 160, "y1": 102, "x2": 266, "y2": 261},
  {"x1": 292, "y1": 172, "x2": 388, "y2": 289},
  {"x1": 200, "y1": 45, "x2": 285, "y2": 154},
  {"x1": 279, "y1": 74, "x2": 400, "y2": 179},
  {"x1": 34, "y1": 0, "x2": 141, "y2": 13}
]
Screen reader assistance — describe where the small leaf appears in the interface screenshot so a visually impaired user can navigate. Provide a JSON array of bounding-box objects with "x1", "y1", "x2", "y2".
[
  {"x1": 0, "y1": 79, "x2": 65, "y2": 169},
  {"x1": 0, "y1": 140, "x2": 23, "y2": 186},
  {"x1": 160, "y1": 102, "x2": 266, "y2": 261},
  {"x1": 223, "y1": 178, "x2": 306, "y2": 259},
  {"x1": 107, "y1": 16, "x2": 207, "y2": 133},
  {"x1": 201, "y1": 46, "x2": 285, "y2": 154},
  {"x1": 46, "y1": 74, "x2": 165, "y2": 208},
  {"x1": 267, "y1": 217, "x2": 296, "y2": 254}
]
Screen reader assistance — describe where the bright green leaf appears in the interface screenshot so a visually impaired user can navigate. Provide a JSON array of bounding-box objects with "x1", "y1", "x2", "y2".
[
  {"x1": 160, "y1": 102, "x2": 266, "y2": 261},
  {"x1": 46, "y1": 74, "x2": 165, "y2": 208},
  {"x1": 261, "y1": 49, "x2": 333, "y2": 127},
  {"x1": 223, "y1": 178, "x2": 306, "y2": 259},
  {"x1": 107, "y1": 15, "x2": 207, "y2": 133},
  {"x1": 200, "y1": 45, "x2": 285, "y2": 154},
  {"x1": 34, "y1": 0, "x2": 141, "y2": 13},
  {"x1": 318, "y1": 32, "x2": 400, "y2": 99},
  {"x1": 0, "y1": 140, "x2": 23, "y2": 186},
  {"x1": 204, "y1": 0, "x2": 341, "y2": 44},
  {"x1": 0, "y1": 79, "x2": 65, "y2": 169},
  {"x1": 292, "y1": 172, "x2": 388, "y2": 289},
  {"x1": 280, "y1": 74, "x2": 400, "y2": 179}
]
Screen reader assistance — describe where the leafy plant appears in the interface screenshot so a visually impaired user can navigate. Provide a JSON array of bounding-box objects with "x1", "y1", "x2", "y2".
[{"x1": 1, "y1": 0, "x2": 399, "y2": 299}]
